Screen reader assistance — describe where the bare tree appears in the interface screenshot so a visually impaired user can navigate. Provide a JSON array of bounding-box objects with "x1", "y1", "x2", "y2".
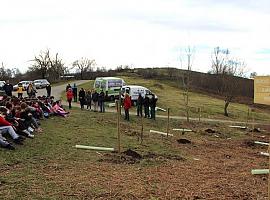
[
  {"x1": 211, "y1": 47, "x2": 247, "y2": 116},
  {"x1": 30, "y1": 49, "x2": 51, "y2": 79},
  {"x1": 29, "y1": 49, "x2": 67, "y2": 81},
  {"x1": 181, "y1": 46, "x2": 195, "y2": 122},
  {"x1": 48, "y1": 53, "x2": 67, "y2": 81},
  {"x1": 72, "y1": 57, "x2": 96, "y2": 79}
]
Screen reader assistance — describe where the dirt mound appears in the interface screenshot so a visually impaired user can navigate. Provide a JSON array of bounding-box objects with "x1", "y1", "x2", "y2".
[
  {"x1": 205, "y1": 128, "x2": 216, "y2": 133},
  {"x1": 123, "y1": 149, "x2": 142, "y2": 159},
  {"x1": 243, "y1": 140, "x2": 255, "y2": 147},
  {"x1": 177, "y1": 139, "x2": 191, "y2": 144}
]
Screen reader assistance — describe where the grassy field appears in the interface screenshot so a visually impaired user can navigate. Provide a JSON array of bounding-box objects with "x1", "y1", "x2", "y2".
[
  {"x1": 1, "y1": 106, "x2": 269, "y2": 199},
  {"x1": 68, "y1": 75, "x2": 270, "y2": 122}
]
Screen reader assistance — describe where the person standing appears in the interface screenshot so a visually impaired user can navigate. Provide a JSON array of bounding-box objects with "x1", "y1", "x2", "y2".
[
  {"x1": 46, "y1": 84, "x2": 51, "y2": 97},
  {"x1": 85, "y1": 90, "x2": 92, "y2": 110},
  {"x1": 92, "y1": 90, "x2": 99, "y2": 112},
  {"x1": 123, "y1": 93, "x2": 132, "y2": 121},
  {"x1": 66, "y1": 88, "x2": 73, "y2": 109},
  {"x1": 98, "y1": 90, "x2": 105, "y2": 112},
  {"x1": 72, "y1": 83, "x2": 78, "y2": 102},
  {"x1": 143, "y1": 95, "x2": 150, "y2": 118},
  {"x1": 136, "y1": 93, "x2": 143, "y2": 117},
  {"x1": 26, "y1": 83, "x2": 37, "y2": 98},
  {"x1": 17, "y1": 83, "x2": 23, "y2": 98},
  {"x1": 149, "y1": 94, "x2": 157, "y2": 120},
  {"x1": 66, "y1": 83, "x2": 72, "y2": 92},
  {"x1": 78, "y1": 88, "x2": 86, "y2": 110},
  {"x1": 3, "y1": 80, "x2": 13, "y2": 97}
]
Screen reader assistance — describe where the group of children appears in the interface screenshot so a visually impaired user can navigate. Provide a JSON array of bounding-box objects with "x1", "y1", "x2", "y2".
[{"x1": 0, "y1": 95, "x2": 69, "y2": 150}]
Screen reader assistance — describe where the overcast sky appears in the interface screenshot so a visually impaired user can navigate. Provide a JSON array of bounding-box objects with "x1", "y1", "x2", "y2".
[{"x1": 0, "y1": 0, "x2": 270, "y2": 75}]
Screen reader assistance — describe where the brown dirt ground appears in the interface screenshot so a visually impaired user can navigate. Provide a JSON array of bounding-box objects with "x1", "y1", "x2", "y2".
[{"x1": 1, "y1": 127, "x2": 270, "y2": 199}]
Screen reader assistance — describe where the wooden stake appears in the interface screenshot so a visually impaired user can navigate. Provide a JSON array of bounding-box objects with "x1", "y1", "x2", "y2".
[
  {"x1": 116, "y1": 100, "x2": 121, "y2": 153},
  {"x1": 252, "y1": 110, "x2": 255, "y2": 130},
  {"x1": 246, "y1": 108, "x2": 250, "y2": 128},
  {"x1": 167, "y1": 108, "x2": 170, "y2": 137},
  {"x1": 140, "y1": 116, "x2": 143, "y2": 144},
  {"x1": 198, "y1": 107, "x2": 201, "y2": 122}
]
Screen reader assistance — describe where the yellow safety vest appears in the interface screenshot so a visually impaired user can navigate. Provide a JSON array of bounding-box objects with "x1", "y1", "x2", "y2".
[{"x1": 17, "y1": 86, "x2": 23, "y2": 93}]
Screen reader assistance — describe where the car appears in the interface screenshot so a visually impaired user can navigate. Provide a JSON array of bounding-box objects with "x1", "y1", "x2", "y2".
[
  {"x1": 33, "y1": 79, "x2": 50, "y2": 89},
  {"x1": 0, "y1": 81, "x2": 6, "y2": 90},
  {"x1": 0, "y1": 81, "x2": 6, "y2": 95},
  {"x1": 13, "y1": 81, "x2": 33, "y2": 91},
  {"x1": 121, "y1": 85, "x2": 158, "y2": 105}
]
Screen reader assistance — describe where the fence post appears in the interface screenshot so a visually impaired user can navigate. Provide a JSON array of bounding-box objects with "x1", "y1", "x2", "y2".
[{"x1": 167, "y1": 108, "x2": 170, "y2": 137}]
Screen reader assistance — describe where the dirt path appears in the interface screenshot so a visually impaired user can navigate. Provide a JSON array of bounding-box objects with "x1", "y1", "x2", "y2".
[{"x1": 38, "y1": 80, "x2": 90, "y2": 99}]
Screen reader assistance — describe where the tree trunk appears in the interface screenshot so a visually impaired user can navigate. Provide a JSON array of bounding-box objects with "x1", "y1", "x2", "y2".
[
  {"x1": 224, "y1": 100, "x2": 229, "y2": 117},
  {"x1": 80, "y1": 71, "x2": 83, "y2": 80}
]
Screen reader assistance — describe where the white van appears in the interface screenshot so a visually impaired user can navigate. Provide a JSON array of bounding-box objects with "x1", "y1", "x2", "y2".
[
  {"x1": 94, "y1": 77, "x2": 125, "y2": 100},
  {"x1": 121, "y1": 85, "x2": 158, "y2": 104}
]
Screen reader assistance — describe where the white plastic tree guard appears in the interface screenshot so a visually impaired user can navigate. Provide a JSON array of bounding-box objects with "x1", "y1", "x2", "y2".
[
  {"x1": 251, "y1": 169, "x2": 269, "y2": 175},
  {"x1": 254, "y1": 141, "x2": 269, "y2": 146},
  {"x1": 260, "y1": 152, "x2": 269, "y2": 156},
  {"x1": 172, "y1": 128, "x2": 193, "y2": 132},
  {"x1": 75, "y1": 145, "x2": 114, "y2": 151},
  {"x1": 149, "y1": 130, "x2": 173, "y2": 137}
]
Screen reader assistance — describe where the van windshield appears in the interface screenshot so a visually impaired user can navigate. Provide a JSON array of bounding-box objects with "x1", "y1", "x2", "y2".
[{"x1": 108, "y1": 80, "x2": 122, "y2": 88}]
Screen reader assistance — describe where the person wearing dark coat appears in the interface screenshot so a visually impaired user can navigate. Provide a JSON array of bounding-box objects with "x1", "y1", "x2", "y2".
[
  {"x1": 92, "y1": 90, "x2": 99, "y2": 112},
  {"x1": 143, "y1": 95, "x2": 150, "y2": 118},
  {"x1": 72, "y1": 83, "x2": 78, "y2": 102},
  {"x1": 98, "y1": 90, "x2": 105, "y2": 112},
  {"x1": 85, "y1": 90, "x2": 92, "y2": 110},
  {"x1": 136, "y1": 93, "x2": 143, "y2": 117},
  {"x1": 46, "y1": 84, "x2": 51, "y2": 97},
  {"x1": 78, "y1": 88, "x2": 86, "y2": 110},
  {"x1": 149, "y1": 94, "x2": 157, "y2": 120},
  {"x1": 3, "y1": 80, "x2": 13, "y2": 97}
]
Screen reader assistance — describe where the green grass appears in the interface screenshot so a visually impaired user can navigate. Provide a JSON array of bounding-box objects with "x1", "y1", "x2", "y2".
[
  {"x1": 0, "y1": 105, "x2": 258, "y2": 199},
  {"x1": 0, "y1": 108, "x2": 190, "y2": 199},
  {"x1": 60, "y1": 75, "x2": 270, "y2": 122}
]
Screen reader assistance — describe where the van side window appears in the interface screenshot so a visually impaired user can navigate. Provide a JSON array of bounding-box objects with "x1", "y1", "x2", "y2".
[
  {"x1": 145, "y1": 90, "x2": 150, "y2": 95},
  {"x1": 95, "y1": 81, "x2": 101, "y2": 88},
  {"x1": 101, "y1": 82, "x2": 106, "y2": 89}
]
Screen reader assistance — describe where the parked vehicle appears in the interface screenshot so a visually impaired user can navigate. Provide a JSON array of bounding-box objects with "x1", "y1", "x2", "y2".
[
  {"x1": 94, "y1": 77, "x2": 126, "y2": 101},
  {"x1": 121, "y1": 85, "x2": 158, "y2": 104},
  {"x1": 34, "y1": 79, "x2": 50, "y2": 89},
  {"x1": 0, "y1": 81, "x2": 6, "y2": 95},
  {"x1": 13, "y1": 81, "x2": 33, "y2": 91},
  {"x1": 0, "y1": 81, "x2": 6, "y2": 90}
]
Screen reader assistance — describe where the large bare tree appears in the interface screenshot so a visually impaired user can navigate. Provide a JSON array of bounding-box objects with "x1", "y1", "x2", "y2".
[
  {"x1": 30, "y1": 49, "x2": 51, "y2": 79},
  {"x1": 211, "y1": 47, "x2": 246, "y2": 116},
  {"x1": 72, "y1": 57, "x2": 96, "y2": 79},
  {"x1": 30, "y1": 49, "x2": 66, "y2": 81},
  {"x1": 48, "y1": 53, "x2": 67, "y2": 80}
]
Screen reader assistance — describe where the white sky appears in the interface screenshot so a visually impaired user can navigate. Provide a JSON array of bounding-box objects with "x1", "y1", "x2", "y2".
[{"x1": 0, "y1": 0, "x2": 270, "y2": 75}]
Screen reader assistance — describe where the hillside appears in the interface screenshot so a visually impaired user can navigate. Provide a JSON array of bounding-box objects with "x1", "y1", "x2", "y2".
[{"x1": 77, "y1": 74, "x2": 270, "y2": 122}]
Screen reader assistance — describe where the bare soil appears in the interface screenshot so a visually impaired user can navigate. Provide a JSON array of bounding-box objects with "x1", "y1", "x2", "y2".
[{"x1": 2, "y1": 127, "x2": 269, "y2": 199}]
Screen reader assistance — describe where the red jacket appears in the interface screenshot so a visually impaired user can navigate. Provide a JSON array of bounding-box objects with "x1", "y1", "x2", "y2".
[
  {"x1": 123, "y1": 96, "x2": 132, "y2": 110},
  {"x1": 66, "y1": 90, "x2": 73, "y2": 101},
  {"x1": 0, "y1": 116, "x2": 11, "y2": 126}
]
